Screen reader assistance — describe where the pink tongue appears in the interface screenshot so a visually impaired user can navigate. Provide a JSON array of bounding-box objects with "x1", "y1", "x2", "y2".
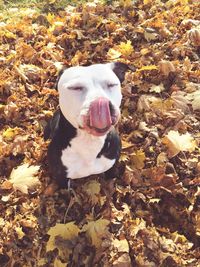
[{"x1": 89, "y1": 98, "x2": 112, "y2": 129}]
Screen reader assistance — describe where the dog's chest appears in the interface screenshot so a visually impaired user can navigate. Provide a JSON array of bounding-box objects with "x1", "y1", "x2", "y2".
[{"x1": 61, "y1": 132, "x2": 115, "y2": 179}]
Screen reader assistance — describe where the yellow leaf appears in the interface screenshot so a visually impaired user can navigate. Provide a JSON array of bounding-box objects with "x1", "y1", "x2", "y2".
[
  {"x1": 137, "y1": 65, "x2": 158, "y2": 72},
  {"x1": 143, "y1": 0, "x2": 152, "y2": 4},
  {"x1": 122, "y1": 140, "x2": 134, "y2": 149},
  {"x1": 112, "y1": 238, "x2": 129, "y2": 253},
  {"x1": 46, "y1": 13, "x2": 55, "y2": 25},
  {"x1": 54, "y1": 258, "x2": 67, "y2": 267},
  {"x1": 130, "y1": 149, "x2": 145, "y2": 169},
  {"x1": 15, "y1": 226, "x2": 25, "y2": 240},
  {"x1": 9, "y1": 164, "x2": 40, "y2": 194},
  {"x1": 38, "y1": 258, "x2": 47, "y2": 266},
  {"x1": 149, "y1": 83, "x2": 165, "y2": 93},
  {"x1": 3, "y1": 127, "x2": 20, "y2": 141},
  {"x1": 107, "y1": 48, "x2": 122, "y2": 60},
  {"x1": 82, "y1": 218, "x2": 109, "y2": 248},
  {"x1": 118, "y1": 40, "x2": 134, "y2": 57},
  {"x1": 82, "y1": 180, "x2": 104, "y2": 205},
  {"x1": 120, "y1": 153, "x2": 129, "y2": 162},
  {"x1": 47, "y1": 222, "x2": 80, "y2": 258},
  {"x1": 162, "y1": 131, "x2": 197, "y2": 158},
  {"x1": 186, "y1": 90, "x2": 200, "y2": 110}
]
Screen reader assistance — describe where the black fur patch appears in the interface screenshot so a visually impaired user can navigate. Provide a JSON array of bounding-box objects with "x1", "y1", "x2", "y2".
[
  {"x1": 112, "y1": 62, "x2": 129, "y2": 83},
  {"x1": 46, "y1": 110, "x2": 77, "y2": 187},
  {"x1": 97, "y1": 128, "x2": 121, "y2": 160},
  {"x1": 55, "y1": 68, "x2": 66, "y2": 90}
]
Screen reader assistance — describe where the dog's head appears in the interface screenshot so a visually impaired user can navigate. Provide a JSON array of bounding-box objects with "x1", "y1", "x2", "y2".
[{"x1": 57, "y1": 62, "x2": 128, "y2": 136}]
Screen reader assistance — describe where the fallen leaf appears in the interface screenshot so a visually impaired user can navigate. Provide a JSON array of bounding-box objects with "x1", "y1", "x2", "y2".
[
  {"x1": 82, "y1": 180, "x2": 106, "y2": 205},
  {"x1": 186, "y1": 89, "x2": 200, "y2": 110},
  {"x1": 112, "y1": 238, "x2": 129, "y2": 253},
  {"x1": 162, "y1": 130, "x2": 197, "y2": 157},
  {"x1": 2, "y1": 127, "x2": 20, "y2": 141},
  {"x1": 149, "y1": 83, "x2": 165, "y2": 93},
  {"x1": 158, "y1": 60, "x2": 176, "y2": 76},
  {"x1": 9, "y1": 163, "x2": 40, "y2": 194},
  {"x1": 117, "y1": 40, "x2": 134, "y2": 57},
  {"x1": 113, "y1": 253, "x2": 132, "y2": 267},
  {"x1": 130, "y1": 149, "x2": 145, "y2": 169},
  {"x1": 54, "y1": 258, "x2": 67, "y2": 267},
  {"x1": 137, "y1": 65, "x2": 158, "y2": 72},
  {"x1": 47, "y1": 222, "x2": 80, "y2": 258},
  {"x1": 82, "y1": 218, "x2": 110, "y2": 248},
  {"x1": 15, "y1": 226, "x2": 25, "y2": 240}
]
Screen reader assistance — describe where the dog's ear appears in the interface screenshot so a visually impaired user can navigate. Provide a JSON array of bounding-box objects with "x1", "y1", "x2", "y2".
[
  {"x1": 55, "y1": 68, "x2": 65, "y2": 90},
  {"x1": 108, "y1": 62, "x2": 135, "y2": 83}
]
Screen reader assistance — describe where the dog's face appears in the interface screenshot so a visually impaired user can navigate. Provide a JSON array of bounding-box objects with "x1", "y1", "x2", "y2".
[{"x1": 57, "y1": 63, "x2": 127, "y2": 136}]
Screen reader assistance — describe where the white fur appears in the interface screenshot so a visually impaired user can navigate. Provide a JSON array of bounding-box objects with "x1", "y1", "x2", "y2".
[
  {"x1": 61, "y1": 129, "x2": 115, "y2": 179},
  {"x1": 58, "y1": 64, "x2": 122, "y2": 129}
]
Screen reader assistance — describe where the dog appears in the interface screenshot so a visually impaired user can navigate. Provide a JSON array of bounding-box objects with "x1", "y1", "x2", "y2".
[{"x1": 44, "y1": 62, "x2": 128, "y2": 187}]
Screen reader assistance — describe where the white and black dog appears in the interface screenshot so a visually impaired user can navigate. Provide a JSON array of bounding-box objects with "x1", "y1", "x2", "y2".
[{"x1": 44, "y1": 62, "x2": 128, "y2": 187}]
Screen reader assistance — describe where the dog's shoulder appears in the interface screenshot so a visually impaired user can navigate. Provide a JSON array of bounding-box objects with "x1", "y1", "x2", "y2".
[
  {"x1": 44, "y1": 109, "x2": 77, "y2": 145},
  {"x1": 97, "y1": 127, "x2": 121, "y2": 160}
]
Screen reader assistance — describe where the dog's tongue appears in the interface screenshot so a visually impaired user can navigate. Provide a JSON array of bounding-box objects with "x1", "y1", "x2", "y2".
[{"x1": 90, "y1": 98, "x2": 112, "y2": 130}]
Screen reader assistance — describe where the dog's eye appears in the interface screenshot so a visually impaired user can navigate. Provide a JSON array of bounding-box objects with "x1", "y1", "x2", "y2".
[
  {"x1": 107, "y1": 83, "x2": 118, "y2": 89},
  {"x1": 68, "y1": 86, "x2": 84, "y2": 91}
]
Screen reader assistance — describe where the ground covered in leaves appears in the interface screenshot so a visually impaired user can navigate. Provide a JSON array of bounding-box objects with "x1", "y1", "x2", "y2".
[{"x1": 0, "y1": 0, "x2": 200, "y2": 266}]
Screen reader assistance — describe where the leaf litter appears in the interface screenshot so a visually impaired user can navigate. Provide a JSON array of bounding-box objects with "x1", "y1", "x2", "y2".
[{"x1": 0, "y1": 0, "x2": 200, "y2": 266}]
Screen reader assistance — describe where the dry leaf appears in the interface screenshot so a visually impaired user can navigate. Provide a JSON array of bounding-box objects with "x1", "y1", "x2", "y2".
[
  {"x1": 2, "y1": 127, "x2": 20, "y2": 141},
  {"x1": 137, "y1": 65, "x2": 158, "y2": 72},
  {"x1": 117, "y1": 40, "x2": 134, "y2": 57},
  {"x1": 82, "y1": 218, "x2": 110, "y2": 248},
  {"x1": 15, "y1": 226, "x2": 25, "y2": 240},
  {"x1": 112, "y1": 238, "x2": 129, "y2": 253},
  {"x1": 113, "y1": 253, "x2": 132, "y2": 267},
  {"x1": 188, "y1": 28, "x2": 200, "y2": 47},
  {"x1": 47, "y1": 222, "x2": 80, "y2": 258},
  {"x1": 9, "y1": 163, "x2": 40, "y2": 194},
  {"x1": 159, "y1": 60, "x2": 176, "y2": 76},
  {"x1": 186, "y1": 90, "x2": 200, "y2": 110},
  {"x1": 130, "y1": 149, "x2": 145, "y2": 169},
  {"x1": 149, "y1": 83, "x2": 165, "y2": 93},
  {"x1": 82, "y1": 180, "x2": 106, "y2": 205},
  {"x1": 162, "y1": 130, "x2": 197, "y2": 157},
  {"x1": 54, "y1": 258, "x2": 67, "y2": 267}
]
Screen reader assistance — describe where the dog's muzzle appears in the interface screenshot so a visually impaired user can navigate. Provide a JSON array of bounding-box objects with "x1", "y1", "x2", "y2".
[{"x1": 81, "y1": 97, "x2": 119, "y2": 136}]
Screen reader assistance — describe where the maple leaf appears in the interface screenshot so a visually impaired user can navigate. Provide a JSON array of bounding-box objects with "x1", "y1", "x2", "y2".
[
  {"x1": 54, "y1": 258, "x2": 67, "y2": 267},
  {"x1": 47, "y1": 222, "x2": 80, "y2": 259},
  {"x1": 82, "y1": 180, "x2": 106, "y2": 205},
  {"x1": 186, "y1": 90, "x2": 200, "y2": 110},
  {"x1": 2, "y1": 127, "x2": 20, "y2": 141},
  {"x1": 15, "y1": 226, "x2": 25, "y2": 240},
  {"x1": 9, "y1": 163, "x2": 40, "y2": 194},
  {"x1": 149, "y1": 83, "x2": 165, "y2": 93},
  {"x1": 81, "y1": 218, "x2": 110, "y2": 248},
  {"x1": 171, "y1": 91, "x2": 190, "y2": 113},
  {"x1": 121, "y1": 140, "x2": 134, "y2": 149},
  {"x1": 112, "y1": 238, "x2": 129, "y2": 253},
  {"x1": 158, "y1": 60, "x2": 176, "y2": 76},
  {"x1": 107, "y1": 48, "x2": 122, "y2": 60},
  {"x1": 137, "y1": 65, "x2": 158, "y2": 72},
  {"x1": 118, "y1": 40, "x2": 134, "y2": 57},
  {"x1": 130, "y1": 149, "x2": 146, "y2": 169},
  {"x1": 162, "y1": 131, "x2": 197, "y2": 158}
]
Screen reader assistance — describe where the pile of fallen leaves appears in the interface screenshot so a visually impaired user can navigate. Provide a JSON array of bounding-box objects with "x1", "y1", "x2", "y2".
[{"x1": 0, "y1": 0, "x2": 200, "y2": 266}]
